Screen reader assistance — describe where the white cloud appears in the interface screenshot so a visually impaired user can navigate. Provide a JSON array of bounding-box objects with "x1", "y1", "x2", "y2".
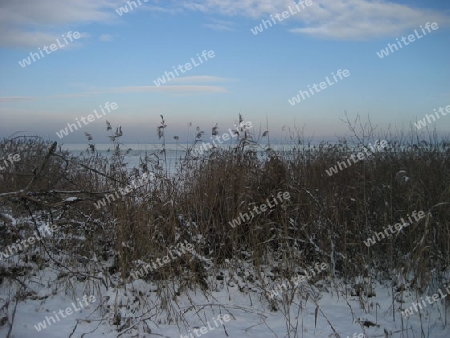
[
  {"x1": 287, "y1": 0, "x2": 449, "y2": 40},
  {"x1": 1, "y1": 0, "x2": 449, "y2": 47},
  {"x1": 0, "y1": 96, "x2": 37, "y2": 103},
  {"x1": 170, "y1": 76, "x2": 234, "y2": 83},
  {"x1": 0, "y1": 0, "x2": 120, "y2": 48},
  {"x1": 45, "y1": 84, "x2": 228, "y2": 98},
  {"x1": 177, "y1": 0, "x2": 450, "y2": 40},
  {"x1": 113, "y1": 85, "x2": 227, "y2": 94},
  {"x1": 99, "y1": 34, "x2": 114, "y2": 41},
  {"x1": 203, "y1": 19, "x2": 237, "y2": 31},
  {"x1": 140, "y1": 4, "x2": 184, "y2": 14}
]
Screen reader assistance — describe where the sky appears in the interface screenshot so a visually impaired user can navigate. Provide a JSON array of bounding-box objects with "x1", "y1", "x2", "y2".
[{"x1": 0, "y1": 0, "x2": 449, "y2": 144}]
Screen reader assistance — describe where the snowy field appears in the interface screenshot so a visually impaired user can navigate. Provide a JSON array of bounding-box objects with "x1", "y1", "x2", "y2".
[{"x1": 1, "y1": 257, "x2": 449, "y2": 337}]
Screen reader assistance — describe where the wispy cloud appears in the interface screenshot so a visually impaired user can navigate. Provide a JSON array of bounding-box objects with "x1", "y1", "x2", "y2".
[
  {"x1": 203, "y1": 19, "x2": 237, "y2": 31},
  {"x1": 46, "y1": 84, "x2": 228, "y2": 98},
  {"x1": 176, "y1": 0, "x2": 450, "y2": 40},
  {"x1": 140, "y1": 4, "x2": 184, "y2": 14},
  {"x1": 0, "y1": 0, "x2": 120, "y2": 48},
  {"x1": 99, "y1": 34, "x2": 114, "y2": 41},
  {"x1": 1, "y1": 0, "x2": 448, "y2": 48},
  {"x1": 1, "y1": 84, "x2": 225, "y2": 103},
  {"x1": 0, "y1": 96, "x2": 37, "y2": 103},
  {"x1": 48, "y1": 92, "x2": 102, "y2": 99},
  {"x1": 170, "y1": 76, "x2": 235, "y2": 83},
  {"x1": 113, "y1": 85, "x2": 227, "y2": 94},
  {"x1": 287, "y1": 0, "x2": 450, "y2": 40}
]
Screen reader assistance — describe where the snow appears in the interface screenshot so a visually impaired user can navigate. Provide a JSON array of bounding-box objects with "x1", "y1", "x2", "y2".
[{"x1": 1, "y1": 266, "x2": 449, "y2": 337}]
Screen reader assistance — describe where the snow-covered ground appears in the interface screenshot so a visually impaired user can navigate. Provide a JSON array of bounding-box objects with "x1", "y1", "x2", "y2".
[{"x1": 1, "y1": 262, "x2": 449, "y2": 337}]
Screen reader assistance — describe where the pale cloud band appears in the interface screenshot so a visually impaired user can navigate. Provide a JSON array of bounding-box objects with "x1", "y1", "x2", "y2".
[
  {"x1": 0, "y1": 0, "x2": 118, "y2": 48},
  {"x1": 0, "y1": 96, "x2": 36, "y2": 103},
  {"x1": 112, "y1": 85, "x2": 227, "y2": 94},
  {"x1": 170, "y1": 76, "x2": 236, "y2": 83},
  {"x1": 1, "y1": 0, "x2": 449, "y2": 49},
  {"x1": 179, "y1": 0, "x2": 450, "y2": 40},
  {"x1": 0, "y1": 81, "x2": 230, "y2": 102}
]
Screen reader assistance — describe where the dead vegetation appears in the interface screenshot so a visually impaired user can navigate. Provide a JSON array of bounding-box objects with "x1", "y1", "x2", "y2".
[{"x1": 0, "y1": 114, "x2": 449, "y2": 335}]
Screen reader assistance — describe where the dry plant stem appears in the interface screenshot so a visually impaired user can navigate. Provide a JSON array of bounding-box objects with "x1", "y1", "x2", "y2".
[{"x1": 6, "y1": 298, "x2": 18, "y2": 338}]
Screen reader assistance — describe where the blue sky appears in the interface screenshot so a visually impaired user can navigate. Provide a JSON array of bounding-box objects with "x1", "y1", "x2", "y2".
[{"x1": 0, "y1": 0, "x2": 449, "y2": 144}]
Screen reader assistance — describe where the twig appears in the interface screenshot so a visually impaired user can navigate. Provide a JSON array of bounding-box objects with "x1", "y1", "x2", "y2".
[{"x1": 6, "y1": 298, "x2": 18, "y2": 338}]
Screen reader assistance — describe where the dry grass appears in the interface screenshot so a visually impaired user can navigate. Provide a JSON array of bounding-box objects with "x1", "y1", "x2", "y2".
[{"x1": 0, "y1": 116, "x2": 449, "y2": 314}]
